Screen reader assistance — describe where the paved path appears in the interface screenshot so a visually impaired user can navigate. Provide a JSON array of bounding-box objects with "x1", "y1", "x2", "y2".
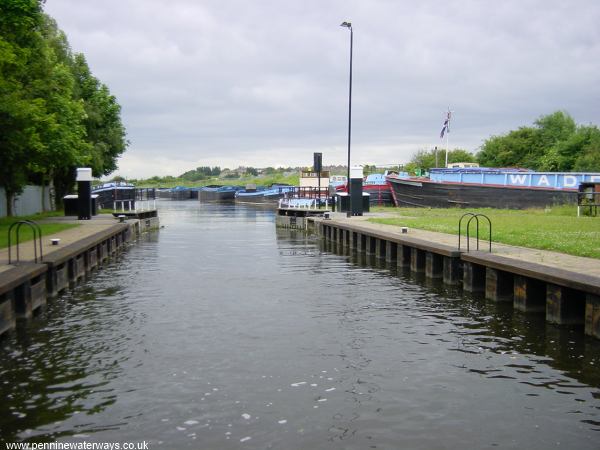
[
  {"x1": 324, "y1": 212, "x2": 600, "y2": 278},
  {"x1": 0, "y1": 215, "x2": 121, "y2": 273}
]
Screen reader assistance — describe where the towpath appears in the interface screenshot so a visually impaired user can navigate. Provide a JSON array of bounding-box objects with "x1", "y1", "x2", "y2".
[
  {"x1": 0, "y1": 215, "x2": 123, "y2": 274},
  {"x1": 322, "y1": 212, "x2": 600, "y2": 278}
]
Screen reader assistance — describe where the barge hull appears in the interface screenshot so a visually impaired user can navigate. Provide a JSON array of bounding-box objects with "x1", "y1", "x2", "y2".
[
  {"x1": 387, "y1": 178, "x2": 578, "y2": 209},
  {"x1": 199, "y1": 191, "x2": 236, "y2": 202}
]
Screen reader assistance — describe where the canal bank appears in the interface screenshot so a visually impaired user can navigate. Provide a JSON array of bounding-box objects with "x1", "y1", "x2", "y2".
[
  {"x1": 0, "y1": 212, "x2": 159, "y2": 336},
  {"x1": 312, "y1": 214, "x2": 600, "y2": 340}
]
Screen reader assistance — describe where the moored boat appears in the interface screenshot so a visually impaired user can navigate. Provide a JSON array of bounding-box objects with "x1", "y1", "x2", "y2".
[
  {"x1": 199, "y1": 185, "x2": 241, "y2": 202},
  {"x1": 333, "y1": 172, "x2": 394, "y2": 206},
  {"x1": 170, "y1": 186, "x2": 193, "y2": 200},
  {"x1": 235, "y1": 184, "x2": 295, "y2": 205},
  {"x1": 329, "y1": 175, "x2": 348, "y2": 190},
  {"x1": 92, "y1": 182, "x2": 136, "y2": 209},
  {"x1": 362, "y1": 173, "x2": 394, "y2": 206},
  {"x1": 386, "y1": 168, "x2": 600, "y2": 209}
]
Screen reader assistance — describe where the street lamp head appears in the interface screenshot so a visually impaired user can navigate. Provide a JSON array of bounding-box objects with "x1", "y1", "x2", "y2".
[{"x1": 340, "y1": 21, "x2": 352, "y2": 28}]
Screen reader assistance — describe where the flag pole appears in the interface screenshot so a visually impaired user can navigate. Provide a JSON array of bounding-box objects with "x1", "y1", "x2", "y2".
[
  {"x1": 445, "y1": 128, "x2": 449, "y2": 167},
  {"x1": 444, "y1": 108, "x2": 451, "y2": 167}
]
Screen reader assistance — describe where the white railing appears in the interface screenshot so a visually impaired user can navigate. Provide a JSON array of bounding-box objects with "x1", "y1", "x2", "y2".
[
  {"x1": 278, "y1": 197, "x2": 328, "y2": 209},
  {"x1": 113, "y1": 199, "x2": 157, "y2": 212}
]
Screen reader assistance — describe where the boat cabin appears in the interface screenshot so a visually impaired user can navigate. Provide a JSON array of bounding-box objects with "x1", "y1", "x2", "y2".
[
  {"x1": 446, "y1": 162, "x2": 480, "y2": 169},
  {"x1": 300, "y1": 170, "x2": 330, "y2": 188}
]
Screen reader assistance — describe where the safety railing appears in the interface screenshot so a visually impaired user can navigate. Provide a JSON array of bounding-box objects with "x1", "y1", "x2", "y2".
[
  {"x1": 113, "y1": 199, "x2": 157, "y2": 212},
  {"x1": 7, "y1": 220, "x2": 43, "y2": 264},
  {"x1": 282, "y1": 187, "x2": 330, "y2": 208},
  {"x1": 577, "y1": 191, "x2": 600, "y2": 217},
  {"x1": 458, "y1": 213, "x2": 492, "y2": 252},
  {"x1": 278, "y1": 197, "x2": 329, "y2": 210}
]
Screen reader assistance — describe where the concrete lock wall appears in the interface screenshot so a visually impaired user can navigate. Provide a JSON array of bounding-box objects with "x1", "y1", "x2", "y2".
[{"x1": 0, "y1": 185, "x2": 53, "y2": 217}]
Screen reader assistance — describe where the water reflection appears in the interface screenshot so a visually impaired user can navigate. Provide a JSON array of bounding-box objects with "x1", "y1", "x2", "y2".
[
  {"x1": 306, "y1": 229, "x2": 600, "y2": 434},
  {"x1": 0, "y1": 261, "x2": 133, "y2": 440}
]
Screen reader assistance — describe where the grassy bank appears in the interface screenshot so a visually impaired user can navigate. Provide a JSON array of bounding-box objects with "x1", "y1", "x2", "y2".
[
  {"x1": 368, "y1": 205, "x2": 600, "y2": 259},
  {"x1": 0, "y1": 212, "x2": 79, "y2": 250},
  {"x1": 133, "y1": 173, "x2": 301, "y2": 189}
]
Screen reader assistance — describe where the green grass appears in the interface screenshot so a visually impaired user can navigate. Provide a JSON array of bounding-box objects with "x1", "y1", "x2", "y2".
[
  {"x1": 0, "y1": 212, "x2": 79, "y2": 249},
  {"x1": 134, "y1": 173, "x2": 301, "y2": 188},
  {"x1": 368, "y1": 205, "x2": 600, "y2": 259}
]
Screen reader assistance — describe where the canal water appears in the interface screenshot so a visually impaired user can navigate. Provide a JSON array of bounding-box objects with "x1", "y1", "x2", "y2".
[{"x1": 1, "y1": 201, "x2": 599, "y2": 449}]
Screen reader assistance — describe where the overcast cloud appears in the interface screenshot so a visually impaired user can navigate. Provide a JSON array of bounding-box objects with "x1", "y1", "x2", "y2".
[{"x1": 43, "y1": 0, "x2": 600, "y2": 178}]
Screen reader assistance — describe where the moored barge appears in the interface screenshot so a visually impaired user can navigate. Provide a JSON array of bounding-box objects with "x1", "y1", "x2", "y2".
[
  {"x1": 199, "y1": 185, "x2": 241, "y2": 202},
  {"x1": 386, "y1": 168, "x2": 600, "y2": 209}
]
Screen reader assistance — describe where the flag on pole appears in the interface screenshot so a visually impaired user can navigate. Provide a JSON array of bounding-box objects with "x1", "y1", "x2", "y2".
[{"x1": 440, "y1": 110, "x2": 451, "y2": 138}]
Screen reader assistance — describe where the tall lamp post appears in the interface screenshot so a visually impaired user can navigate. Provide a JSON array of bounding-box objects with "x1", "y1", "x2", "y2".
[{"x1": 340, "y1": 21, "x2": 353, "y2": 217}]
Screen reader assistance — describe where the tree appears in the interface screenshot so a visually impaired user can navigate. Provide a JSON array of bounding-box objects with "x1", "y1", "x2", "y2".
[
  {"x1": 362, "y1": 164, "x2": 377, "y2": 175},
  {"x1": 476, "y1": 111, "x2": 592, "y2": 171},
  {"x1": 534, "y1": 111, "x2": 576, "y2": 150},
  {"x1": 0, "y1": 3, "x2": 129, "y2": 214},
  {"x1": 71, "y1": 53, "x2": 127, "y2": 177},
  {"x1": 0, "y1": 0, "x2": 47, "y2": 215},
  {"x1": 477, "y1": 127, "x2": 538, "y2": 168},
  {"x1": 31, "y1": 45, "x2": 90, "y2": 210},
  {"x1": 572, "y1": 126, "x2": 600, "y2": 171},
  {"x1": 406, "y1": 148, "x2": 476, "y2": 172}
]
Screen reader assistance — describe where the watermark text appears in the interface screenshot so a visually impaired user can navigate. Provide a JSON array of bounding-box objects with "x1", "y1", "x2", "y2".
[{"x1": 5, "y1": 442, "x2": 148, "y2": 450}]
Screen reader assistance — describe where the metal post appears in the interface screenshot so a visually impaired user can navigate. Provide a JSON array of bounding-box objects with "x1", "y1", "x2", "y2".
[
  {"x1": 341, "y1": 21, "x2": 353, "y2": 217},
  {"x1": 318, "y1": 170, "x2": 321, "y2": 208}
]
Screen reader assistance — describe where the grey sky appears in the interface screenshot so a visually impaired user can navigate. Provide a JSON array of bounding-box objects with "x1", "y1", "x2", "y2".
[{"x1": 44, "y1": 0, "x2": 600, "y2": 179}]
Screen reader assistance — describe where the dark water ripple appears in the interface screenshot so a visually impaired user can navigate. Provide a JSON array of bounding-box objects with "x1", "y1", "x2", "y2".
[{"x1": 1, "y1": 201, "x2": 599, "y2": 448}]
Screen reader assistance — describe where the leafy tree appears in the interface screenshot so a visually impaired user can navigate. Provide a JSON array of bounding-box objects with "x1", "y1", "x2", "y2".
[
  {"x1": 476, "y1": 111, "x2": 598, "y2": 171},
  {"x1": 406, "y1": 148, "x2": 476, "y2": 172},
  {"x1": 180, "y1": 168, "x2": 203, "y2": 182},
  {"x1": 0, "y1": 3, "x2": 128, "y2": 214},
  {"x1": 572, "y1": 126, "x2": 600, "y2": 171},
  {"x1": 0, "y1": 0, "x2": 47, "y2": 214},
  {"x1": 245, "y1": 167, "x2": 258, "y2": 176},
  {"x1": 574, "y1": 147, "x2": 600, "y2": 171},
  {"x1": 534, "y1": 111, "x2": 576, "y2": 149},
  {"x1": 362, "y1": 164, "x2": 378, "y2": 175},
  {"x1": 71, "y1": 53, "x2": 127, "y2": 176},
  {"x1": 476, "y1": 127, "x2": 538, "y2": 168},
  {"x1": 31, "y1": 22, "x2": 90, "y2": 210},
  {"x1": 179, "y1": 166, "x2": 222, "y2": 181}
]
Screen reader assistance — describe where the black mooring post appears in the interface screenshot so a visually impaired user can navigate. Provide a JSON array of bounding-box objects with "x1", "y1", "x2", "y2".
[
  {"x1": 76, "y1": 168, "x2": 93, "y2": 220},
  {"x1": 314, "y1": 152, "x2": 322, "y2": 208}
]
